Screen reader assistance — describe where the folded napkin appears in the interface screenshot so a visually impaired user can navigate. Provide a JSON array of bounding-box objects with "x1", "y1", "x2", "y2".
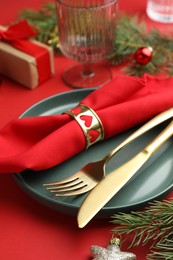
[{"x1": 0, "y1": 74, "x2": 173, "y2": 174}]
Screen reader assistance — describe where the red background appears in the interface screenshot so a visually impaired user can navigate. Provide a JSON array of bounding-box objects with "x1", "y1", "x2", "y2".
[{"x1": 0, "y1": 0, "x2": 172, "y2": 259}]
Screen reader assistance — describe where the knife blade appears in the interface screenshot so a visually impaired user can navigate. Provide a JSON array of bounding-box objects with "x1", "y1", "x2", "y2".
[{"x1": 77, "y1": 119, "x2": 173, "y2": 228}]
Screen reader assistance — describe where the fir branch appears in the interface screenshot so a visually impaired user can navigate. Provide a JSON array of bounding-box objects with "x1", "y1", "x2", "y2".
[
  {"x1": 112, "y1": 14, "x2": 173, "y2": 76},
  {"x1": 111, "y1": 199, "x2": 173, "y2": 259},
  {"x1": 149, "y1": 237, "x2": 173, "y2": 259}
]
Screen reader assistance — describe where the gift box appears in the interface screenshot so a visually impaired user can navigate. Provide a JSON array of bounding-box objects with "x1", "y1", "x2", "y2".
[{"x1": 0, "y1": 21, "x2": 54, "y2": 89}]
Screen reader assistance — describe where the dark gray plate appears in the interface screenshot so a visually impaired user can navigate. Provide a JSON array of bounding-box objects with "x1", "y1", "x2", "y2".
[{"x1": 13, "y1": 89, "x2": 173, "y2": 218}]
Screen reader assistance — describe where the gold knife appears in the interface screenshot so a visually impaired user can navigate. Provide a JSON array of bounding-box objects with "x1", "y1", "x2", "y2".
[{"x1": 77, "y1": 119, "x2": 173, "y2": 228}]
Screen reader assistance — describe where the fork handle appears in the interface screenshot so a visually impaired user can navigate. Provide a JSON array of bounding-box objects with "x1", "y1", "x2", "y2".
[{"x1": 104, "y1": 107, "x2": 173, "y2": 163}]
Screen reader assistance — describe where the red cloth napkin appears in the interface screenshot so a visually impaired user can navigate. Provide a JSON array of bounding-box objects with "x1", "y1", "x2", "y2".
[{"x1": 0, "y1": 74, "x2": 173, "y2": 174}]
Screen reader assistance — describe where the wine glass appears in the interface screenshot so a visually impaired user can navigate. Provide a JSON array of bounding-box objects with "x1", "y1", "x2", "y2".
[{"x1": 55, "y1": 0, "x2": 118, "y2": 88}]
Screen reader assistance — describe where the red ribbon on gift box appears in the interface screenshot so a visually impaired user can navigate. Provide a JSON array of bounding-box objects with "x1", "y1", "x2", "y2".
[{"x1": 0, "y1": 20, "x2": 52, "y2": 84}]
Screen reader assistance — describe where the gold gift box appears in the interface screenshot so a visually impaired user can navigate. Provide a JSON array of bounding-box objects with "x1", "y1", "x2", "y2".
[{"x1": 0, "y1": 26, "x2": 54, "y2": 89}]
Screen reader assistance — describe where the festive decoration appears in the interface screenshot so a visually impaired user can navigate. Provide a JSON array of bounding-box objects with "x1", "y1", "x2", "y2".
[
  {"x1": 91, "y1": 237, "x2": 136, "y2": 260},
  {"x1": 0, "y1": 20, "x2": 54, "y2": 88},
  {"x1": 110, "y1": 14, "x2": 173, "y2": 76},
  {"x1": 134, "y1": 47, "x2": 153, "y2": 65},
  {"x1": 111, "y1": 199, "x2": 173, "y2": 260},
  {"x1": 17, "y1": 3, "x2": 173, "y2": 77}
]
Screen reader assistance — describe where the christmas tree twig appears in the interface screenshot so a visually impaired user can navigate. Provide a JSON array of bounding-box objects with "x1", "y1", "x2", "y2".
[{"x1": 111, "y1": 199, "x2": 173, "y2": 259}]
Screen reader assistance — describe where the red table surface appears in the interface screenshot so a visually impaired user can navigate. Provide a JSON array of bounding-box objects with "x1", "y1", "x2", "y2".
[{"x1": 0, "y1": 1, "x2": 172, "y2": 259}]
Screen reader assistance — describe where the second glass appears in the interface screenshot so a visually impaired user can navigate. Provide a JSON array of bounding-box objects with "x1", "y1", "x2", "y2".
[
  {"x1": 146, "y1": 0, "x2": 173, "y2": 23},
  {"x1": 56, "y1": 0, "x2": 118, "y2": 88}
]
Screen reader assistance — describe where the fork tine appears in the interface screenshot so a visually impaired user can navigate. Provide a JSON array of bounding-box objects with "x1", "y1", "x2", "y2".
[
  {"x1": 49, "y1": 182, "x2": 86, "y2": 193},
  {"x1": 45, "y1": 178, "x2": 81, "y2": 190},
  {"x1": 43, "y1": 173, "x2": 80, "y2": 186},
  {"x1": 44, "y1": 170, "x2": 100, "y2": 196},
  {"x1": 54, "y1": 185, "x2": 93, "y2": 196}
]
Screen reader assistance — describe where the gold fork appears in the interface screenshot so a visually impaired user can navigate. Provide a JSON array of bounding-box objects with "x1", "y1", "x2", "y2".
[{"x1": 43, "y1": 108, "x2": 173, "y2": 196}]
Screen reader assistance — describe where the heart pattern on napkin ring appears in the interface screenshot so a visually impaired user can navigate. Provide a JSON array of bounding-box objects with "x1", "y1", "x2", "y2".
[{"x1": 64, "y1": 104, "x2": 104, "y2": 149}]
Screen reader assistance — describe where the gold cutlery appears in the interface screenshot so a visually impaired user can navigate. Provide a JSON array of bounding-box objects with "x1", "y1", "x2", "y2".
[
  {"x1": 43, "y1": 108, "x2": 173, "y2": 196},
  {"x1": 77, "y1": 119, "x2": 173, "y2": 228}
]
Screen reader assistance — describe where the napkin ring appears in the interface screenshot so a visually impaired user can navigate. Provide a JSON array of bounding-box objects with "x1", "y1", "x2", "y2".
[{"x1": 65, "y1": 104, "x2": 104, "y2": 149}]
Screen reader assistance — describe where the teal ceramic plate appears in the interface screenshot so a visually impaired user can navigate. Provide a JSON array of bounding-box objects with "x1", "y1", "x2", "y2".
[{"x1": 13, "y1": 89, "x2": 173, "y2": 218}]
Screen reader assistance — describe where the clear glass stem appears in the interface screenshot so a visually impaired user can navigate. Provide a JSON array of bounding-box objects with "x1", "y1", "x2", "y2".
[{"x1": 81, "y1": 63, "x2": 94, "y2": 78}]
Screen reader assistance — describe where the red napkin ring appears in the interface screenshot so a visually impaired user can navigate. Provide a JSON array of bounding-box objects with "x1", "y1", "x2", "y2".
[{"x1": 65, "y1": 104, "x2": 104, "y2": 149}]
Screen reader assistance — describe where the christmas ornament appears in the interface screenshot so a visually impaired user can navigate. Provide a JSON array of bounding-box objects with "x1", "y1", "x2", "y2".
[
  {"x1": 134, "y1": 47, "x2": 153, "y2": 65},
  {"x1": 91, "y1": 237, "x2": 136, "y2": 260}
]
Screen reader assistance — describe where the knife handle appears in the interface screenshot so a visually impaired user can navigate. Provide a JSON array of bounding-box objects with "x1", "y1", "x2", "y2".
[
  {"x1": 104, "y1": 107, "x2": 173, "y2": 162},
  {"x1": 145, "y1": 120, "x2": 173, "y2": 155}
]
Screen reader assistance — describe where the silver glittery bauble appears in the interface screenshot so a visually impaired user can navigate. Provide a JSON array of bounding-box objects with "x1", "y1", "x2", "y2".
[{"x1": 91, "y1": 244, "x2": 136, "y2": 260}]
